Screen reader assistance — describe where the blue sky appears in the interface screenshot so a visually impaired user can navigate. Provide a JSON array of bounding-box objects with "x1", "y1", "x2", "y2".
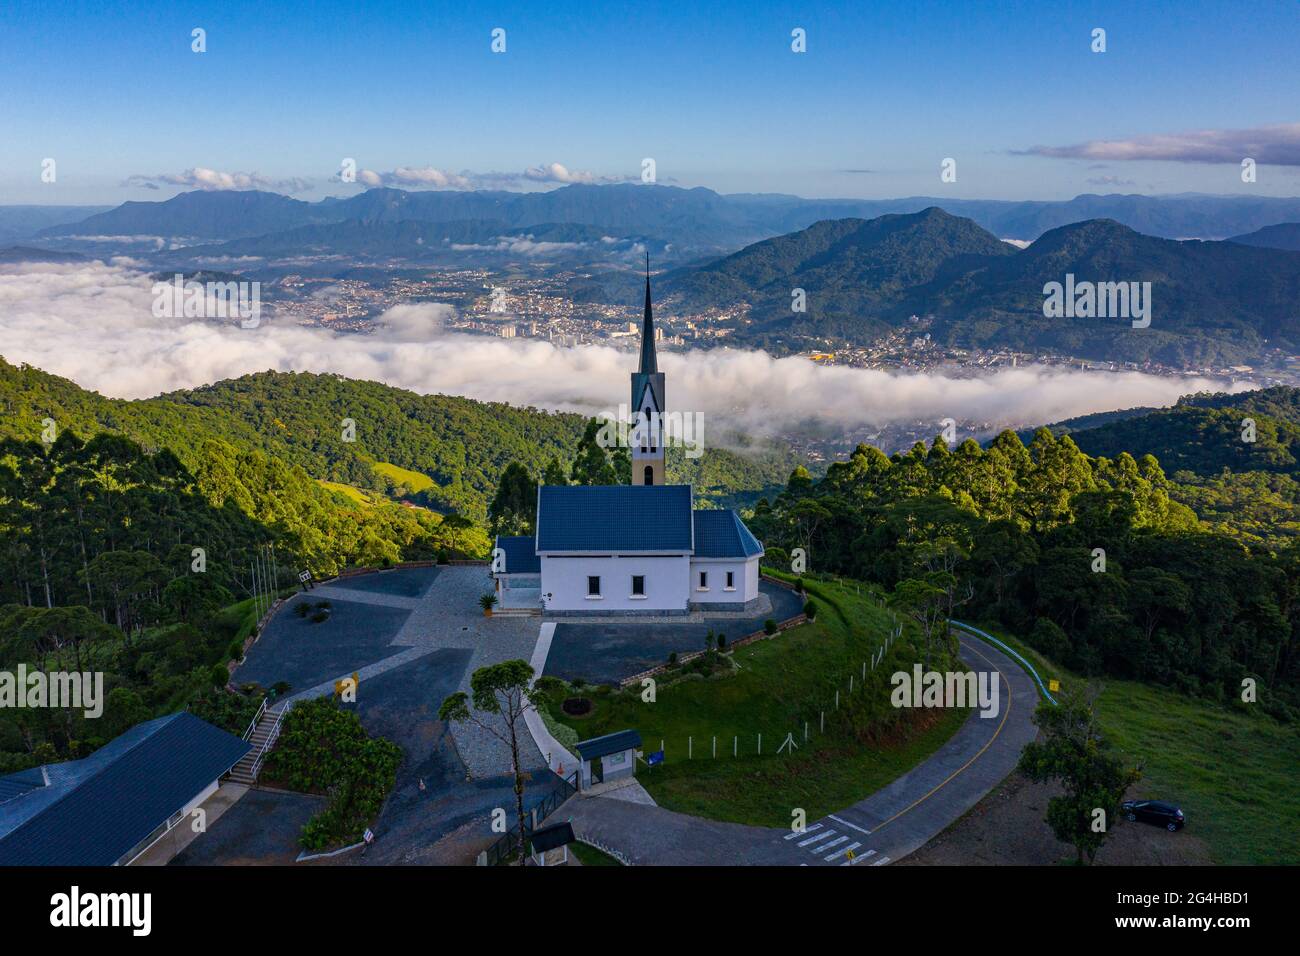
[{"x1": 1, "y1": 0, "x2": 1297, "y2": 203}]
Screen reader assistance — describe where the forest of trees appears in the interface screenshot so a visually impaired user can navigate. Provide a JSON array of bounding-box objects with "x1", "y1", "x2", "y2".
[{"x1": 747, "y1": 428, "x2": 1300, "y2": 720}]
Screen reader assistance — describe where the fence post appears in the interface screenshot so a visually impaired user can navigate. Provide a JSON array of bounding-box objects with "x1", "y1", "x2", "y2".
[
  {"x1": 688, "y1": 736, "x2": 693, "y2": 760},
  {"x1": 733, "y1": 735, "x2": 737, "y2": 757},
  {"x1": 820, "y1": 711, "x2": 824, "y2": 733},
  {"x1": 804, "y1": 721, "x2": 808, "y2": 742},
  {"x1": 835, "y1": 690, "x2": 839, "y2": 710},
  {"x1": 712, "y1": 736, "x2": 717, "y2": 758},
  {"x1": 758, "y1": 733, "x2": 762, "y2": 755}
]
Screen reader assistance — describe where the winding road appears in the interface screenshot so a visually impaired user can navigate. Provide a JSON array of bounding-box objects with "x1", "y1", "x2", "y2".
[{"x1": 559, "y1": 631, "x2": 1040, "y2": 865}]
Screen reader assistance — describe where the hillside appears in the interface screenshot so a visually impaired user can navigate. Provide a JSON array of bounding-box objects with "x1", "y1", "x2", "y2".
[
  {"x1": 0, "y1": 358, "x2": 795, "y2": 521},
  {"x1": 665, "y1": 207, "x2": 1014, "y2": 342},
  {"x1": 1061, "y1": 387, "x2": 1300, "y2": 477},
  {"x1": 666, "y1": 212, "x2": 1300, "y2": 363},
  {"x1": 1229, "y1": 221, "x2": 1300, "y2": 252}
]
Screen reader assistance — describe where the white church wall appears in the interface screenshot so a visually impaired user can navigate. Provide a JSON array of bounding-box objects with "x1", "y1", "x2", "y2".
[
  {"x1": 541, "y1": 554, "x2": 690, "y2": 612},
  {"x1": 688, "y1": 557, "x2": 761, "y2": 604}
]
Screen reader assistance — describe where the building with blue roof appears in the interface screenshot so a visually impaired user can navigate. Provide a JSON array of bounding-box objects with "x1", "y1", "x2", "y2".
[
  {"x1": 0, "y1": 711, "x2": 249, "y2": 866},
  {"x1": 491, "y1": 272, "x2": 764, "y2": 616}
]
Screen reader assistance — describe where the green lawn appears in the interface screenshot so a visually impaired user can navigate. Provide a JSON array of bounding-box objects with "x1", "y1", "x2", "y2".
[
  {"x1": 372, "y1": 461, "x2": 436, "y2": 495},
  {"x1": 569, "y1": 841, "x2": 624, "y2": 866},
  {"x1": 551, "y1": 576, "x2": 971, "y2": 827},
  {"x1": 970, "y1": 622, "x2": 1300, "y2": 865},
  {"x1": 318, "y1": 479, "x2": 374, "y2": 505}
]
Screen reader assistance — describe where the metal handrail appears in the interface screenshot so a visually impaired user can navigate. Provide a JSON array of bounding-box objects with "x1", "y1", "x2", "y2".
[
  {"x1": 242, "y1": 696, "x2": 268, "y2": 742},
  {"x1": 249, "y1": 706, "x2": 287, "y2": 780}
]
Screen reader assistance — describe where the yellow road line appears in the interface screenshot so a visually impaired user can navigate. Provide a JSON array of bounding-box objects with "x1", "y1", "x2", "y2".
[{"x1": 864, "y1": 638, "x2": 1013, "y2": 834}]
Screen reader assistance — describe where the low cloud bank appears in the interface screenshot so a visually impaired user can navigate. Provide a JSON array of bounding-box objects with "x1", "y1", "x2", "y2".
[{"x1": 0, "y1": 261, "x2": 1239, "y2": 442}]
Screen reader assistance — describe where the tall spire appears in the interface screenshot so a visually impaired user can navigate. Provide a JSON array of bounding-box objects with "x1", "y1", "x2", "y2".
[{"x1": 639, "y1": 252, "x2": 657, "y2": 374}]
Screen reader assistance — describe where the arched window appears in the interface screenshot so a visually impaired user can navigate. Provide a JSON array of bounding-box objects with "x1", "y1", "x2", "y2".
[{"x1": 644, "y1": 466, "x2": 654, "y2": 485}]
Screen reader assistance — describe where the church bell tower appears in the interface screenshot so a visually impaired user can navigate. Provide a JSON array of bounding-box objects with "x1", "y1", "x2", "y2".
[{"x1": 630, "y1": 262, "x2": 666, "y2": 486}]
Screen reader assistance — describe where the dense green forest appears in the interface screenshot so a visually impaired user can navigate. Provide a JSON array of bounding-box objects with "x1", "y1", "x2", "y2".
[
  {"x1": 747, "y1": 427, "x2": 1300, "y2": 720},
  {"x1": 0, "y1": 359, "x2": 793, "y2": 521},
  {"x1": 1053, "y1": 387, "x2": 1300, "y2": 545}
]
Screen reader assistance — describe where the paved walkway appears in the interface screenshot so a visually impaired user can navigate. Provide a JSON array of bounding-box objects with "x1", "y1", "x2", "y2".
[
  {"x1": 560, "y1": 631, "x2": 1039, "y2": 866},
  {"x1": 184, "y1": 566, "x2": 550, "y2": 866}
]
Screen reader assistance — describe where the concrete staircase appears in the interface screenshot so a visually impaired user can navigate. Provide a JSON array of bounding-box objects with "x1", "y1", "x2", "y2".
[{"x1": 228, "y1": 702, "x2": 286, "y2": 786}]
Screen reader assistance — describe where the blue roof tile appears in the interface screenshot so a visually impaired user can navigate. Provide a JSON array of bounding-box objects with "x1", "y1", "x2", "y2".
[
  {"x1": 536, "y1": 485, "x2": 693, "y2": 553},
  {"x1": 0, "y1": 711, "x2": 250, "y2": 865},
  {"x1": 692, "y1": 509, "x2": 765, "y2": 558},
  {"x1": 494, "y1": 535, "x2": 540, "y2": 574}
]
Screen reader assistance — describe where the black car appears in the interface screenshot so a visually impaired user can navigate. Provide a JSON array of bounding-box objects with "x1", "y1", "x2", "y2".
[{"x1": 1122, "y1": 800, "x2": 1185, "y2": 831}]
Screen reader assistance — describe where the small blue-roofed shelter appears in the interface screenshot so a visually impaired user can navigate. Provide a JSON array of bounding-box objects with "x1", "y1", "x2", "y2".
[{"x1": 574, "y1": 729, "x2": 642, "y2": 789}]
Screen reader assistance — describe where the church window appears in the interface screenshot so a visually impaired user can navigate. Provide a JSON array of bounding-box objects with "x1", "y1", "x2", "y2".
[
  {"x1": 587, "y1": 576, "x2": 601, "y2": 597},
  {"x1": 631, "y1": 575, "x2": 645, "y2": 596},
  {"x1": 698, "y1": 571, "x2": 708, "y2": 590},
  {"x1": 644, "y1": 466, "x2": 654, "y2": 485},
  {"x1": 726, "y1": 571, "x2": 735, "y2": 589}
]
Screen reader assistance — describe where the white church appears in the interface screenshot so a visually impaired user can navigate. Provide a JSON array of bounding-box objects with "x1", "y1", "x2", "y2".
[{"x1": 493, "y1": 272, "x2": 765, "y2": 616}]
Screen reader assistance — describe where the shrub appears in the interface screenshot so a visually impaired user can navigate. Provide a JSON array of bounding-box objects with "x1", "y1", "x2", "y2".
[
  {"x1": 479, "y1": 591, "x2": 499, "y2": 612},
  {"x1": 228, "y1": 640, "x2": 244, "y2": 662},
  {"x1": 704, "y1": 629, "x2": 715, "y2": 651},
  {"x1": 667, "y1": 651, "x2": 678, "y2": 666},
  {"x1": 803, "y1": 599, "x2": 817, "y2": 621},
  {"x1": 261, "y1": 697, "x2": 402, "y2": 851},
  {"x1": 764, "y1": 618, "x2": 778, "y2": 635},
  {"x1": 209, "y1": 664, "x2": 229, "y2": 687},
  {"x1": 310, "y1": 610, "x2": 329, "y2": 623},
  {"x1": 294, "y1": 602, "x2": 310, "y2": 618},
  {"x1": 716, "y1": 633, "x2": 727, "y2": 651}
]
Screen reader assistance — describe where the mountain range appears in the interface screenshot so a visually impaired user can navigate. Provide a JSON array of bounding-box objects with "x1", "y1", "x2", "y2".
[
  {"x1": 16, "y1": 185, "x2": 1300, "y2": 256},
  {"x1": 664, "y1": 208, "x2": 1300, "y2": 365},
  {"x1": 1230, "y1": 222, "x2": 1300, "y2": 252}
]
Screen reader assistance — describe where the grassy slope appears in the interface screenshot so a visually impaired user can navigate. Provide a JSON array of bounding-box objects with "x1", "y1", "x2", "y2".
[
  {"x1": 972, "y1": 623, "x2": 1300, "y2": 865},
  {"x1": 372, "y1": 460, "x2": 437, "y2": 495},
  {"x1": 317, "y1": 479, "x2": 374, "y2": 504},
  {"x1": 552, "y1": 577, "x2": 969, "y2": 827}
]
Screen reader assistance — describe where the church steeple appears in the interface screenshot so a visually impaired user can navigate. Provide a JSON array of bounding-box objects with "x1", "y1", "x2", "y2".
[
  {"x1": 638, "y1": 254, "x2": 657, "y2": 375},
  {"x1": 631, "y1": 255, "x2": 666, "y2": 486}
]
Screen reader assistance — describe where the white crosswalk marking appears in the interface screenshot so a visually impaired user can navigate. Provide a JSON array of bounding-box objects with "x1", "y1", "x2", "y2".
[
  {"x1": 798, "y1": 829, "x2": 838, "y2": 848},
  {"x1": 785, "y1": 823, "x2": 822, "y2": 841},
  {"x1": 825, "y1": 841, "x2": 860, "y2": 861},
  {"x1": 841, "y1": 849, "x2": 877, "y2": 866},
  {"x1": 828, "y1": 814, "x2": 872, "y2": 836},
  {"x1": 870, "y1": 856, "x2": 891, "y2": 866},
  {"x1": 817, "y1": 836, "x2": 849, "y2": 854}
]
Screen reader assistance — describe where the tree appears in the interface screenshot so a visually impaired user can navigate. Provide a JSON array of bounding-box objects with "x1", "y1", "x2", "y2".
[
  {"x1": 888, "y1": 573, "x2": 952, "y2": 666},
  {"x1": 542, "y1": 457, "x2": 569, "y2": 486},
  {"x1": 489, "y1": 462, "x2": 537, "y2": 536},
  {"x1": 1017, "y1": 685, "x2": 1140, "y2": 864},
  {"x1": 570, "y1": 419, "x2": 623, "y2": 486},
  {"x1": 438, "y1": 660, "x2": 549, "y2": 866}
]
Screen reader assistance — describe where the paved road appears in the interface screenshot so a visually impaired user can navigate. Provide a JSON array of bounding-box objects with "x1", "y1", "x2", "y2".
[{"x1": 561, "y1": 631, "x2": 1040, "y2": 866}]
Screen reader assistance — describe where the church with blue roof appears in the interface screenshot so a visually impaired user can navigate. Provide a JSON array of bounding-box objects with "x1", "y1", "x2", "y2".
[{"x1": 494, "y1": 272, "x2": 765, "y2": 615}]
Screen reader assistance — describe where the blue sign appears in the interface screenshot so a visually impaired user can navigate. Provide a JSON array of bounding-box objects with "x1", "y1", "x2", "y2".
[{"x1": 647, "y1": 750, "x2": 664, "y2": 766}]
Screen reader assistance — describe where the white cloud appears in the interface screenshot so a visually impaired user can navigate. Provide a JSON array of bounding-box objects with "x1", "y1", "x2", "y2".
[
  {"x1": 1018, "y1": 123, "x2": 1300, "y2": 166},
  {"x1": 124, "y1": 168, "x2": 314, "y2": 193},
  {"x1": 0, "y1": 261, "x2": 1240, "y2": 445}
]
